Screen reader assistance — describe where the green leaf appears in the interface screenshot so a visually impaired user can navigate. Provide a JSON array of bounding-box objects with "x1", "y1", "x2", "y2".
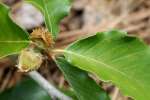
[
  {"x1": 64, "y1": 30, "x2": 150, "y2": 100},
  {"x1": 56, "y1": 57, "x2": 110, "y2": 100},
  {"x1": 59, "y1": 87, "x2": 78, "y2": 100},
  {"x1": 26, "y1": 0, "x2": 71, "y2": 39},
  {"x1": 0, "y1": 77, "x2": 51, "y2": 100},
  {"x1": 0, "y1": 3, "x2": 29, "y2": 58}
]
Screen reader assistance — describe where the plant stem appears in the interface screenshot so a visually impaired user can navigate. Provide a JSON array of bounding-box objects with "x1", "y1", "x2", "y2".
[
  {"x1": 49, "y1": 49, "x2": 65, "y2": 59},
  {"x1": 112, "y1": 88, "x2": 119, "y2": 100},
  {"x1": 28, "y1": 71, "x2": 72, "y2": 100},
  {"x1": 52, "y1": 49, "x2": 65, "y2": 53}
]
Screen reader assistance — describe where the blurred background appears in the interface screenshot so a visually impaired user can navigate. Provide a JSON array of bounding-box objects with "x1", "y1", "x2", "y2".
[{"x1": 0, "y1": 0, "x2": 150, "y2": 100}]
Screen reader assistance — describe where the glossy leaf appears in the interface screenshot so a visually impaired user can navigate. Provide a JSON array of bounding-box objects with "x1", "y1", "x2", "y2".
[
  {"x1": 26, "y1": 0, "x2": 71, "y2": 39},
  {"x1": 0, "y1": 3, "x2": 29, "y2": 58},
  {"x1": 56, "y1": 57, "x2": 110, "y2": 100},
  {"x1": 0, "y1": 78, "x2": 51, "y2": 100},
  {"x1": 64, "y1": 30, "x2": 150, "y2": 100}
]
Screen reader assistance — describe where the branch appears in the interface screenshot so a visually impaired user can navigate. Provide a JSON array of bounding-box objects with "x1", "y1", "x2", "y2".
[{"x1": 28, "y1": 71, "x2": 72, "y2": 100}]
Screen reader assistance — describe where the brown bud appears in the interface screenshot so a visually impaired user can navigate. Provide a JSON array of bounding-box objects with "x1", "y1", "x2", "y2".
[{"x1": 30, "y1": 27, "x2": 54, "y2": 49}]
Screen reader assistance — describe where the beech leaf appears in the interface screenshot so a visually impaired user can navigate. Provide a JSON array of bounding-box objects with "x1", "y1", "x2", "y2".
[
  {"x1": 0, "y1": 3, "x2": 29, "y2": 58},
  {"x1": 56, "y1": 57, "x2": 110, "y2": 100},
  {"x1": 64, "y1": 30, "x2": 150, "y2": 100},
  {"x1": 26, "y1": 0, "x2": 71, "y2": 39}
]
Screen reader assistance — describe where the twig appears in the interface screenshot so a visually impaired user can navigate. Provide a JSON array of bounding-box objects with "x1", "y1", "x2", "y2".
[
  {"x1": 112, "y1": 88, "x2": 119, "y2": 100},
  {"x1": 0, "y1": 70, "x2": 12, "y2": 92},
  {"x1": 28, "y1": 71, "x2": 72, "y2": 100}
]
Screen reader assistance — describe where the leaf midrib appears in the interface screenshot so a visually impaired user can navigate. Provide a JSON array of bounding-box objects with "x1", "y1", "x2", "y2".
[{"x1": 42, "y1": 0, "x2": 53, "y2": 33}]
